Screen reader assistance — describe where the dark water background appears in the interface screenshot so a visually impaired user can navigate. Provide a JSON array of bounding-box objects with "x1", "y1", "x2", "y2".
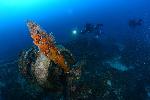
[{"x1": 1, "y1": 0, "x2": 150, "y2": 100}]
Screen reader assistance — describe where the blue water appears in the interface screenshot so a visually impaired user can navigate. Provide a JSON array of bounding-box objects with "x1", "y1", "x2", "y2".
[
  {"x1": 1, "y1": 0, "x2": 150, "y2": 99},
  {"x1": 0, "y1": 0, "x2": 150, "y2": 59}
]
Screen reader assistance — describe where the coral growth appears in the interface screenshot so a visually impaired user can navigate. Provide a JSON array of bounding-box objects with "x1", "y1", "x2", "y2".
[{"x1": 27, "y1": 21, "x2": 70, "y2": 73}]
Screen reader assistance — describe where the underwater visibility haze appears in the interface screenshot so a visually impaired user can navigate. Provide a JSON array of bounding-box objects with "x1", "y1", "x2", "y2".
[{"x1": 1, "y1": 0, "x2": 150, "y2": 100}]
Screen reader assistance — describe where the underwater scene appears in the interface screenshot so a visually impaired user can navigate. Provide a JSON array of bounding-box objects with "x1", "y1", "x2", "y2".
[{"x1": 1, "y1": 0, "x2": 150, "y2": 100}]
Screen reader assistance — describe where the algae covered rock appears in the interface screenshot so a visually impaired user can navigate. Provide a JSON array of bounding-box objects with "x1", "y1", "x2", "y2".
[{"x1": 18, "y1": 44, "x2": 82, "y2": 90}]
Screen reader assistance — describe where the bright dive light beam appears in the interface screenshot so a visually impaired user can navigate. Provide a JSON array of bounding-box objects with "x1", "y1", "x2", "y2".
[{"x1": 72, "y1": 30, "x2": 77, "y2": 35}]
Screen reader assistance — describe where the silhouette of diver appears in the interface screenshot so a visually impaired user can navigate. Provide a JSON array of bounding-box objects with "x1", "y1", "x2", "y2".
[
  {"x1": 80, "y1": 23, "x2": 104, "y2": 38},
  {"x1": 128, "y1": 19, "x2": 143, "y2": 28}
]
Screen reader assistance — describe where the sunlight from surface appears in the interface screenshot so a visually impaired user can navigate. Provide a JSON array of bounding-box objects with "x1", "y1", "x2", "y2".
[
  {"x1": 0, "y1": 0, "x2": 62, "y2": 26},
  {"x1": 0, "y1": 0, "x2": 55, "y2": 8},
  {"x1": 0, "y1": 0, "x2": 62, "y2": 16}
]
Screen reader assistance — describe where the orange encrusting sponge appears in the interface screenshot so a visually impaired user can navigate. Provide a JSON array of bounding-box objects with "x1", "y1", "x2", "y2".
[{"x1": 27, "y1": 21, "x2": 70, "y2": 73}]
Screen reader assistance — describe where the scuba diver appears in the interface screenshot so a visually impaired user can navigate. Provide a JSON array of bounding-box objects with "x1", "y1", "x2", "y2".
[
  {"x1": 94, "y1": 24, "x2": 104, "y2": 38},
  {"x1": 80, "y1": 23, "x2": 104, "y2": 38},
  {"x1": 128, "y1": 19, "x2": 144, "y2": 28}
]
